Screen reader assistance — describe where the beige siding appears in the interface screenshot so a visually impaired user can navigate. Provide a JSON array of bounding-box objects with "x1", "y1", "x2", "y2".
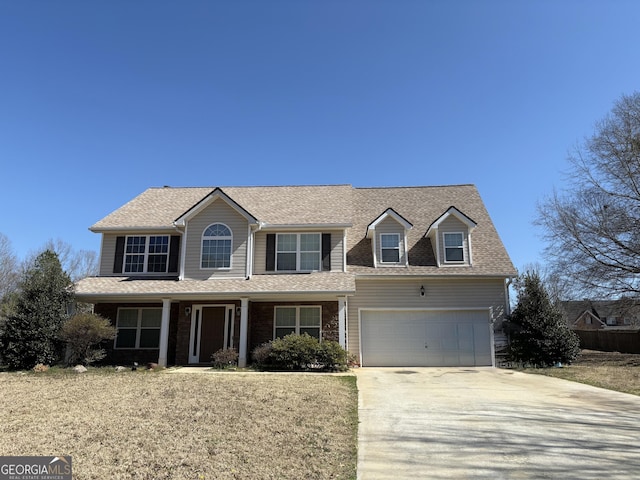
[
  {"x1": 184, "y1": 199, "x2": 249, "y2": 279},
  {"x1": 253, "y1": 230, "x2": 345, "y2": 275},
  {"x1": 99, "y1": 234, "x2": 118, "y2": 276},
  {"x1": 376, "y1": 217, "x2": 407, "y2": 265},
  {"x1": 253, "y1": 231, "x2": 268, "y2": 275},
  {"x1": 347, "y1": 278, "x2": 507, "y2": 359},
  {"x1": 439, "y1": 216, "x2": 470, "y2": 266}
]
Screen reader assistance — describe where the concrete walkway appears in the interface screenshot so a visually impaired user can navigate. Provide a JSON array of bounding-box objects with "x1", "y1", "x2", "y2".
[{"x1": 355, "y1": 367, "x2": 640, "y2": 479}]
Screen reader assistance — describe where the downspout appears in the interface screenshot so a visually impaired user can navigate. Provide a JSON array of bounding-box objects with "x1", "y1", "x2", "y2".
[
  {"x1": 505, "y1": 277, "x2": 514, "y2": 316},
  {"x1": 178, "y1": 223, "x2": 188, "y2": 281},
  {"x1": 246, "y1": 222, "x2": 262, "y2": 280},
  {"x1": 245, "y1": 224, "x2": 253, "y2": 279}
]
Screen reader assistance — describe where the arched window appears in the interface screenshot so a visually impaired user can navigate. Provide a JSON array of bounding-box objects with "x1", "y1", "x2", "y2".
[{"x1": 201, "y1": 223, "x2": 232, "y2": 269}]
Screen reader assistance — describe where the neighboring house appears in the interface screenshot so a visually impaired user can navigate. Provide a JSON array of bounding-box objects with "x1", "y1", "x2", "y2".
[
  {"x1": 75, "y1": 184, "x2": 516, "y2": 368},
  {"x1": 561, "y1": 300, "x2": 640, "y2": 330}
]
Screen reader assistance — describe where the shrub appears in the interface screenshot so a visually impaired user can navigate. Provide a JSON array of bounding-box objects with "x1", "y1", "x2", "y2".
[
  {"x1": 211, "y1": 348, "x2": 239, "y2": 369},
  {"x1": 506, "y1": 271, "x2": 580, "y2": 367},
  {"x1": 254, "y1": 334, "x2": 350, "y2": 371},
  {"x1": 317, "y1": 340, "x2": 348, "y2": 371},
  {"x1": 251, "y1": 342, "x2": 273, "y2": 368},
  {"x1": 60, "y1": 313, "x2": 116, "y2": 366},
  {"x1": 270, "y1": 333, "x2": 319, "y2": 370}
]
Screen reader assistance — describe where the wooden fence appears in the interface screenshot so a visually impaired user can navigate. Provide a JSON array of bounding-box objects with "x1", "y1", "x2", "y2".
[{"x1": 574, "y1": 329, "x2": 640, "y2": 354}]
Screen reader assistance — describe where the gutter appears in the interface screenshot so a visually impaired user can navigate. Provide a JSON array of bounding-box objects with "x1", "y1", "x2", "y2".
[
  {"x1": 258, "y1": 223, "x2": 352, "y2": 231},
  {"x1": 89, "y1": 226, "x2": 181, "y2": 233}
]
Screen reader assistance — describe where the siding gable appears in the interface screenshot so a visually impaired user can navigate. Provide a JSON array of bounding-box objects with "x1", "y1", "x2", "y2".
[
  {"x1": 424, "y1": 206, "x2": 477, "y2": 268},
  {"x1": 438, "y1": 216, "x2": 471, "y2": 266},
  {"x1": 375, "y1": 217, "x2": 408, "y2": 266},
  {"x1": 365, "y1": 209, "x2": 412, "y2": 267},
  {"x1": 183, "y1": 198, "x2": 249, "y2": 280}
]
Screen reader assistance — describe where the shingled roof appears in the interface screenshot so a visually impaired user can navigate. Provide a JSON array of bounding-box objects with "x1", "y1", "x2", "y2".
[
  {"x1": 87, "y1": 184, "x2": 516, "y2": 277},
  {"x1": 91, "y1": 185, "x2": 354, "y2": 230}
]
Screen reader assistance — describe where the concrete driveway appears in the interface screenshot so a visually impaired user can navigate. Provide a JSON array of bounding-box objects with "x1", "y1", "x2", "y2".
[{"x1": 356, "y1": 367, "x2": 640, "y2": 479}]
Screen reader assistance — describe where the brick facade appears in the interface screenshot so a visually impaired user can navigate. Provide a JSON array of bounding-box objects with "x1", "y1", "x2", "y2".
[
  {"x1": 248, "y1": 301, "x2": 339, "y2": 354},
  {"x1": 95, "y1": 299, "x2": 338, "y2": 366},
  {"x1": 94, "y1": 302, "x2": 179, "y2": 366}
]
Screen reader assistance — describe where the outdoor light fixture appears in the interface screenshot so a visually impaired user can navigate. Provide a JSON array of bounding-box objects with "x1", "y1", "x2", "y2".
[
  {"x1": 185, "y1": 307, "x2": 191, "y2": 316},
  {"x1": 420, "y1": 285, "x2": 425, "y2": 297}
]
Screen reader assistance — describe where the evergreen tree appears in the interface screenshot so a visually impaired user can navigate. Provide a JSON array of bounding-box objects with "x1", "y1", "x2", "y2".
[
  {"x1": 507, "y1": 271, "x2": 580, "y2": 367},
  {"x1": 0, "y1": 250, "x2": 73, "y2": 369}
]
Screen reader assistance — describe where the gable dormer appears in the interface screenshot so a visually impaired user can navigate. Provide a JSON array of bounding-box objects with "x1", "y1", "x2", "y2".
[
  {"x1": 426, "y1": 206, "x2": 477, "y2": 267},
  {"x1": 174, "y1": 188, "x2": 259, "y2": 280},
  {"x1": 366, "y1": 208, "x2": 413, "y2": 267}
]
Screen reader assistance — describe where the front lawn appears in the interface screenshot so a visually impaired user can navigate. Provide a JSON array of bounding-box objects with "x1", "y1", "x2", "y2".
[
  {"x1": 0, "y1": 370, "x2": 358, "y2": 479},
  {"x1": 522, "y1": 349, "x2": 640, "y2": 396}
]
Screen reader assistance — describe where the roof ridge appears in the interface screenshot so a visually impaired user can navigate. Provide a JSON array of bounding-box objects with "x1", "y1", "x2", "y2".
[
  {"x1": 149, "y1": 184, "x2": 354, "y2": 189},
  {"x1": 354, "y1": 184, "x2": 476, "y2": 190}
]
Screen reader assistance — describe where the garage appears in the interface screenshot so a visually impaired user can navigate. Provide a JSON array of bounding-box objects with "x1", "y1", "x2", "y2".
[{"x1": 360, "y1": 309, "x2": 493, "y2": 367}]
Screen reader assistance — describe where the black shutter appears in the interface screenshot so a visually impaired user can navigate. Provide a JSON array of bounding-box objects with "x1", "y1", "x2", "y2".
[
  {"x1": 322, "y1": 233, "x2": 331, "y2": 271},
  {"x1": 266, "y1": 234, "x2": 276, "y2": 271},
  {"x1": 113, "y1": 236, "x2": 125, "y2": 274},
  {"x1": 168, "y1": 235, "x2": 181, "y2": 273}
]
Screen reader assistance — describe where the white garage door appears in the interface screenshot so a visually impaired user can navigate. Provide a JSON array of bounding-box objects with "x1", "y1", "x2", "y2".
[{"x1": 360, "y1": 310, "x2": 492, "y2": 367}]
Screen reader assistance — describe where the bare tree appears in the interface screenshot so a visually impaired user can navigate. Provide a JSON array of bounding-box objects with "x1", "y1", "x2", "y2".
[
  {"x1": 537, "y1": 92, "x2": 640, "y2": 298},
  {"x1": 0, "y1": 232, "x2": 18, "y2": 301},
  {"x1": 25, "y1": 239, "x2": 99, "y2": 282}
]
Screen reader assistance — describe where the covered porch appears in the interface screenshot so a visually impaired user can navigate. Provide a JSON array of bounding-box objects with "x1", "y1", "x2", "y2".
[{"x1": 75, "y1": 273, "x2": 355, "y2": 367}]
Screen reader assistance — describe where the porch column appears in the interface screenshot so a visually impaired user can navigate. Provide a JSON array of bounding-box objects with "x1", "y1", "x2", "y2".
[
  {"x1": 338, "y1": 296, "x2": 347, "y2": 348},
  {"x1": 238, "y1": 297, "x2": 249, "y2": 368},
  {"x1": 158, "y1": 298, "x2": 171, "y2": 367}
]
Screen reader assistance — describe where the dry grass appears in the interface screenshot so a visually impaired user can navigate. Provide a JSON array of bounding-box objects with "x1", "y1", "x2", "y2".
[
  {"x1": 0, "y1": 370, "x2": 358, "y2": 479},
  {"x1": 522, "y1": 350, "x2": 640, "y2": 396}
]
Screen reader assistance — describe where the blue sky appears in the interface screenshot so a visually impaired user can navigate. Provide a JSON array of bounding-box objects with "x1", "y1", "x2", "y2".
[{"x1": 1, "y1": 0, "x2": 639, "y2": 272}]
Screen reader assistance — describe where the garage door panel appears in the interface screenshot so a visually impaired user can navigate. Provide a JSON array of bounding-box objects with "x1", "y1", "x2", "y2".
[
  {"x1": 361, "y1": 310, "x2": 492, "y2": 367},
  {"x1": 361, "y1": 314, "x2": 426, "y2": 366}
]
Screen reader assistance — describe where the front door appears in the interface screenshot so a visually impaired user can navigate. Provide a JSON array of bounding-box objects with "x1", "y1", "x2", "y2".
[
  {"x1": 189, "y1": 305, "x2": 235, "y2": 364},
  {"x1": 199, "y1": 306, "x2": 226, "y2": 362}
]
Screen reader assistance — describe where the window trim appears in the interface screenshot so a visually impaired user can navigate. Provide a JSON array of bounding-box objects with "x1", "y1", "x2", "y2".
[
  {"x1": 123, "y1": 235, "x2": 170, "y2": 274},
  {"x1": 201, "y1": 223, "x2": 233, "y2": 270},
  {"x1": 273, "y1": 305, "x2": 322, "y2": 340},
  {"x1": 114, "y1": 307, "x2": 162, "y2": 350},
  {"x1": 275, "y1": 233, "x2": 321, "y2": 272},
  {"x1": 379, "y1": 233, "x2": 401, "y2": 264},
  {"x1": 443, "y1": 232, "x2": 465, "y2": 263}
]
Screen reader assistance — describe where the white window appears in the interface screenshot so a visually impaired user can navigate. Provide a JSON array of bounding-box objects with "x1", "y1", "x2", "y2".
[
  {"x1": 444, "y1": 232, "x2": 464, "y2": 262},
  {"x1": 115, "y1": 308, "x2": 162, "y2": 349},
  {"x1": 380, "y1": 233, "x2": 400, "y2": 263},
  {"x1": 274, "y1": 306, "x2": 321, "y2": 339},
  {"x1": 124, "y1": 235, "x2": 169, "y2": 273},
  {"x1": 276, "y1": 233, "x2": 320, "y2": 271},
  {"x1": 202, "y1": 224, "x2": 232, "y2": 269}
]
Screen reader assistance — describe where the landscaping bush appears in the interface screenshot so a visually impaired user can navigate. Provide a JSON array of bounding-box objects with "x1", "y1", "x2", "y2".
[
  {"x1": 251, "y1": 342, "x2": 273, "y2": 368},
  {"x1": 252, "y1": 333, "x2": 349, "y2": 371},
  {"x1": 506, "y1": 271, "x2": 580, "y2": 367},
  {"x1": 60, "y1": 312, "x2": 116, "y2": 366},
  {"x1": 211, "y1": 348, "x2": 239, "y2": 369},
  {"x1": 317, "y1": 340, "x2": 349, "y2": 371}
]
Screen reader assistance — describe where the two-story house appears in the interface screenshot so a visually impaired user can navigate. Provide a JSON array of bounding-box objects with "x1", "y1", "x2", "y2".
[{"x1": 75, "y1": 184, "x2": 516, "y2": 368}]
